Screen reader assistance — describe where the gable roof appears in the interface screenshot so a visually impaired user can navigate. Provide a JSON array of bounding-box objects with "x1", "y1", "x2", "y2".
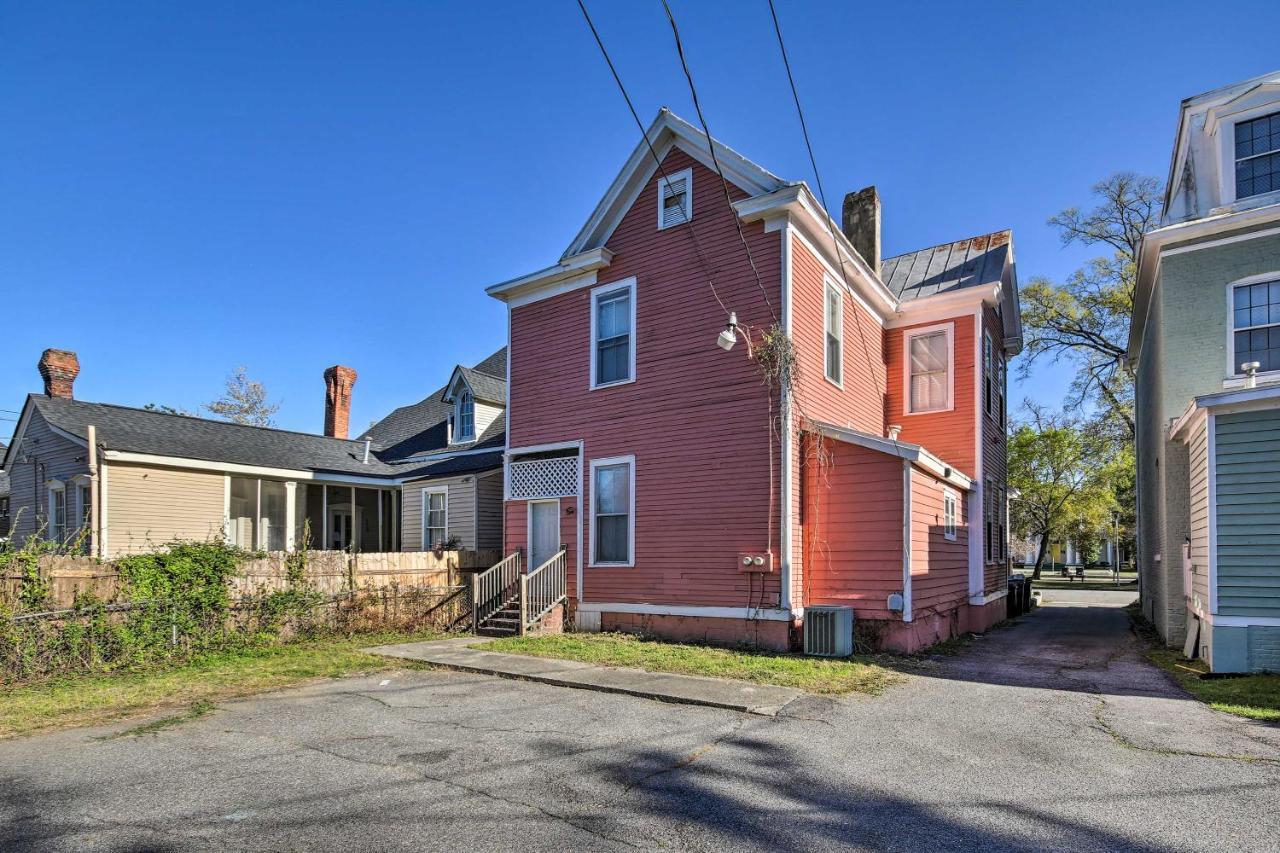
[
  {"x1": 26, "y1": 394, "x2": 400, "y2": 476},
  {"x1": 444, "y1": 364, "x2": 505, "y2": 406},
  {"x1": 561, "y1": 108, "x2": 788, "y2": 260},
  {"x1": 360, "y1": 348, "x2": 506, "y2": 460},
  {"x1": 880, "y1": 230, "x2": 1012, "y2": 302}
]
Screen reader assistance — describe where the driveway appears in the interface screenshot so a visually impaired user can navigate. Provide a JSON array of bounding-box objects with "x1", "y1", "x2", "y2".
[{"x1": 2, "y1": 591, "x2": 1278, "y2": 852}]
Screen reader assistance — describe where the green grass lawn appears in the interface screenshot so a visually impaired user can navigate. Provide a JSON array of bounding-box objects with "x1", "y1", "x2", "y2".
[
  {"x1": 484, "y1": 632, "x2": 900, "y2": 696},
  {"x1": 0, "y1": 630, "x2": 442, "y2": 740},
  {"x1": 1146, "y1": 648, "x2": 1280, "y2": 723}
]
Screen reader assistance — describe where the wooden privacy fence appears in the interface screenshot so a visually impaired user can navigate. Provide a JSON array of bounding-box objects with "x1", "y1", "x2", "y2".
[{"x1": 1, "y1": 549, "x2": 504, "y2": 611}]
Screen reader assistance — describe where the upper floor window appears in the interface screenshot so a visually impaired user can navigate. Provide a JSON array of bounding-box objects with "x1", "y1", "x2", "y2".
[
  {"x1": 1235, "y1": 111, "x2": 1280, "y2": 200},
  {"x1": 905, "y1": 324, "x2": 952, "y2": 413},
  {"x1": 997, "y1": 352, "x2": 1007, "y2": 428},
  {"x1": 1231, "y1": 278, "x2": 1280, "y2": 374},
  {"x1": 657, "y1": 168, "x2": 693, "y2": 229},
  {"x1": 455, "y1": 389, "x2": 475, "y2": 441},
  {"x1": 983, "y1": 330, "x2": 994, "y2": 417},
  {"x1": 824, "y1": 281, "x2": 843, "y2": 385},
  {"x1": 591, "y1": 279, "x2": 636, "y2": 388},
  {"x1": 943, "y1": 489, "x2": 958, "y2": 541}
]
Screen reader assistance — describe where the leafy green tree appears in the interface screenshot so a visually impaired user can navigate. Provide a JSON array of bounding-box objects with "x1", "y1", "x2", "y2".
[
  {"x1": 1008, "y1": 410, "x2": 1119, "y2": 578},
  {"x1": 1019, "y1": 173, "x2": 1162, "y2": 438},
  {"x1": 204, "y1": 367, "x2": 280, "y2": 427}
]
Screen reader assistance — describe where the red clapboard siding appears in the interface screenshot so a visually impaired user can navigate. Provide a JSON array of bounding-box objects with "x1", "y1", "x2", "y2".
[
  {"x1": 884, "y1": 316, "x2": 977, "y2": 477},
  {"x1": 507, "y1": 148, "x2": 783, "y2": 608},
  {"x1": 909, "y1": 466, "x2": 970, "y2": 614},
  {"x1": 802, "y1": 437, "x2": 904, "y2": 619}
]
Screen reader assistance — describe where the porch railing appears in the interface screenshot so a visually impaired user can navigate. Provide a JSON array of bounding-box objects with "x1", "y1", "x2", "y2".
[
  {"x1": 472, "y1": 552, "x2": 521, "y2": 631},
  {"x1": 520, "y1": 548, "x2": 567, "y2": 634}
]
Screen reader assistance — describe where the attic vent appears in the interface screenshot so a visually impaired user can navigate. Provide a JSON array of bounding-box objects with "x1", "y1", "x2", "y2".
[
  {"x1": 804, "y1": 606, "x2": 854, "y2": 657},
  {"x1": 658, "y1": 168, "x2": 692, "y2": 230},
  {"x1": 509, "y1": 456, "x2": 579, "y2": 500}
]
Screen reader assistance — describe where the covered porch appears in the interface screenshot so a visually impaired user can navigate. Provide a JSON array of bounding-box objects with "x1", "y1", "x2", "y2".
[{"x1": 227, "y1": 476, "x2": 400, "y2": 553}]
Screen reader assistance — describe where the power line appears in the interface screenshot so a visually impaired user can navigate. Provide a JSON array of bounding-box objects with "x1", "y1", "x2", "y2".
[
  {"x1": 765, "y1": 0, "x2": 886, "y2": 399},
  {"x1": 575, "y1": 0, "x2": 730, "y2": 318},
  {"x1": 659, "y1": 0, "x2": 777, "y2": 324}
]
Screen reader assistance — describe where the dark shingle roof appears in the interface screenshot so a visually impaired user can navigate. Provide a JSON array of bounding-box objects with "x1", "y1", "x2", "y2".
[
  {"x1": 395, "y1": 450, "x2": 505, "y2": 482},
  {"x1": 30, "y1": 395, "x2": 401, "y2": 476},
  {"x1": 361, "y1": 348, "x2": 506, "y2": 459},
  {"x1": 452, "y1": 365, "x2": 506, "y2": 406},
  {"x1": 880, "y1": 230, "x2": 1011, "y2": 302}
]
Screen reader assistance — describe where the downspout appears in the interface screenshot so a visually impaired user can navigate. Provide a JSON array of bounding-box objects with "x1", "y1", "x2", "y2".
[
  {"x1": 87, "y1": 425, "x2": 101, "y2": 557},
  {"x1": 902, "y1": 460, "x2": 913, "y2": 622}
]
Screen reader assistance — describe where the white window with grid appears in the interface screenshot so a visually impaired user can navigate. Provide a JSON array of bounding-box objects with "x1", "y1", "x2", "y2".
[
  {"x1": 508, "y1": 456, "x2": 580, "y2": 500},
  {"x1": 1230, "y1": 276, "x2": 1280, "y2": 376}
]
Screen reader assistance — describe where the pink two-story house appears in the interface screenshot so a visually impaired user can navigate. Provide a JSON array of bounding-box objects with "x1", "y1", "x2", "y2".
[{"x1": 483, "y1": 110, "x2": 1020, "y2": 652}]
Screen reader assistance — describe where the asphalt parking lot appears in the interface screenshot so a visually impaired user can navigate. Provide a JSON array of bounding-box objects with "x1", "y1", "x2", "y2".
[{"x1": 3, "y1": 590, "x2": 1278, "y2": 852}]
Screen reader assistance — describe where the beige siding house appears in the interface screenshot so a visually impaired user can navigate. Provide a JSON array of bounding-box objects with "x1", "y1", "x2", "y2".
[{"x1": 2, "y1": 348, "x2": 509, "y2": 562}]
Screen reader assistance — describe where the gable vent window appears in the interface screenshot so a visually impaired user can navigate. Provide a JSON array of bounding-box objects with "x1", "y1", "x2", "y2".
[
  {"x1": 657, "y1": 168, "x2": 693, "y2": 230},
  {"x1": 1235, "y1": 111, "x2": 1280, "y2": 200}
]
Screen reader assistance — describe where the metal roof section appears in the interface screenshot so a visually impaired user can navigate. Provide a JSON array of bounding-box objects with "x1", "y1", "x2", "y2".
[{"x1": 880, "y1": 230, "x2": 1012, "y2": 302}]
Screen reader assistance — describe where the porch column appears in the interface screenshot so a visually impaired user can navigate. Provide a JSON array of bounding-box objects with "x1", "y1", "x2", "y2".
[
  {"x1": 377, "y1": 488, "x2": 384, "y2": 552},
  {"x1": 350, "y1": 485, "x2": 357, "y2": 551},
  {"x1": 284, "y1": 481, "x2": 297, "y2": 552},
  {"x1": 322, "y1": 485, "x2": 328, "y2": 550}
]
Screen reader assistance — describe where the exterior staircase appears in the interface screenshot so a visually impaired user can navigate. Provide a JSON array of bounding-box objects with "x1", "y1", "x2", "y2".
[{"x1": 472, "y1": 549, "x2": 567, "y2": 637}]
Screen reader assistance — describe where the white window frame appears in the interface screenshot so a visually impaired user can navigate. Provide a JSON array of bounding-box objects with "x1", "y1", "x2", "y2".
[
  {"x1": 942, "y1": 488, "x2": 958, "y2": 541},
  {"x1": 1215, "y1": 101, "x2": 1280, "y2": 208},
  {"x1": 421, "y1": 486, "x2": 449, "y2": 549},
  {"x1": 46, "y1": 479, "x2": 67, "y2": 543},
  {"x1": 455, "y1": 387, "x2": 475, "y2": 442},
  {"x1": 588, "y1": 454, "x2": 635, "y2": 568},
  {"x1": 1225, "y1": 273, "x2": 1280, "y2": 380},
  {"x1": 824, "y1": 278, "x2": 844, "y2": 387},
  {"x1": 657, "y1": 166, "x2": 693, "y2": 230},
  {"x1": 589, "y1": 278, "x2": 637, "y2": 390},
  {"x1": 984, "y1": 477, "x2": 993, "y2": 564},
  {"x1": 983, "y1": 329, "x2": 995, "y2": 418},
  {"x1": 903, "y1": 322, "x2": 955, "y2": 415}
]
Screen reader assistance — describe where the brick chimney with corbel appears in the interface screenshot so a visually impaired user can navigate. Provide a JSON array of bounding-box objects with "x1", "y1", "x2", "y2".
[
  {"x1": 38, "y1": 349, "x2": 80, "y2": 399},
  {"x1": 323, "y1": 365, "x2": 358, "y2": 439}
]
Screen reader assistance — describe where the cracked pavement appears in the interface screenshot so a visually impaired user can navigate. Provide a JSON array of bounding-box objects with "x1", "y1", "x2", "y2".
[{"x1": 2, "y1": 589, "x2": 1278, "y2": 851}]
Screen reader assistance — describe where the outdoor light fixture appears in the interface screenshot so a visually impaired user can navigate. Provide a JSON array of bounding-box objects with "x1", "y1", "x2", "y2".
[
  {"x1": 717, "y1": 311, "x2": 739, "y2": 351},
  {"x1": 1243, "y1": 361, "x2": 1261, "y2": 389}
]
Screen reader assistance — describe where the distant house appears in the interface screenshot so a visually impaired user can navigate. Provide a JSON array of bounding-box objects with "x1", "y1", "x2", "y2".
[
  {"x1": 0, "y1": 442, "x2": 10, "y2": 539},
  {"x1": 1132, "y1": 71, "x2": 1280, "y2": 672},
  {"x1": 483, "y1": 110, "x2": 1021, "y2": 651},
  {"x1": 0, "y1": 348, "x2": 507, "y2": 558}
]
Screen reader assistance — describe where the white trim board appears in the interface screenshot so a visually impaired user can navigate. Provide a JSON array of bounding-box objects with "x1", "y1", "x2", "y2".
[
  {"x1": 812, "y1": 421, "x2": 972, "y2": 490},
  {"x1": 575, "y1": 601, "x2": 793, "y2": 621}
]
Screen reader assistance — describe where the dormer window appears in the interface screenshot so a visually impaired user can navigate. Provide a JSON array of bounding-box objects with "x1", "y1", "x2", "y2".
[
  {"x1": 1235, "y1": 111, "x2": 1280, "y2": 199},
  {"x1": 657, "y1": 168, "x2": 693, "y2": 229},
  {"x1": 455, "y1": 388, "x2": 475, "y2": 441}
]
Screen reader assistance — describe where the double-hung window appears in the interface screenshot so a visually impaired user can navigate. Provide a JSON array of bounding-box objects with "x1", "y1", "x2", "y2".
[
  {"x1": 1231, "y1": 278, "x2": 1280, "y2": 374},
  {"x1": 983, "y1": 330, "x2": 994, "y2": 417},
  {"x1": 47, "y1": 482, "x2": 67, "y2": 543},
  {"x1": 906, "y1": 325, "x2": 952, "y2": 413},
  {"x1": 1235, "y1": 111, "x2": 1280, "y2": 200},
  {"x1": 455, "y1": 389, "x2": 475, "y2": 441},
  {"x1": 943, "y1": 489, "x2": 958, "y2": 541},
  {"x1": 591, "y1": 279, "x2": 635, "y2": 388},
  {"x1": 983, "y1": 479, "x2": 993, "y2": 563},
  {"x1": 591, "y1": 456, "x2": 634, "y2": 566},
  {"x1": 824, "y1": 281, "x2": 844, "y2": 385},
  {"x1": 997, "y1": 352, "x2": 1007, "y2": 428},
  {"x1": 422, "y1": 488, "x2": 448, "y2": 548},
  {"x1": 657, "y1": 167, "x2": 693, "y2": 229}
]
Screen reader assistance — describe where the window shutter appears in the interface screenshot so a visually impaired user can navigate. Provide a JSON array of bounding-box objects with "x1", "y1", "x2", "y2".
[{"x1": 661, "y1": 176, "x2": 689, "y2": 228}]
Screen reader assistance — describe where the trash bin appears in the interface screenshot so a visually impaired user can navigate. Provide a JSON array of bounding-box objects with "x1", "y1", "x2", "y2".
[
  {"x1": 1007, "y1": 573, "x2": 1026, "y2": 617},
  {"x1": 1023, "y1": 575, "x2": 1035, "y2": 610}
]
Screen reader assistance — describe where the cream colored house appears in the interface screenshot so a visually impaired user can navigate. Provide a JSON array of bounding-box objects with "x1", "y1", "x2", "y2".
[{"x1": 1, "y1": 348, "x2": 507, "y2": 559}]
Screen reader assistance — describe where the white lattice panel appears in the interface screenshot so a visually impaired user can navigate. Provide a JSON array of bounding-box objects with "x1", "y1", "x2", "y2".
[{"x1": 509, "y1": 456, "x2": 579, "y2": 499}]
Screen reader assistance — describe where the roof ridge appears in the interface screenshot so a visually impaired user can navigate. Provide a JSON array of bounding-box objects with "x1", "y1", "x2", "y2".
[
  {"x1": 884, "y1": 228, "x2": 1012, "y2": 263},
  {"x1": 33, "y1": 395, "x2": 375, "y2": 447}
]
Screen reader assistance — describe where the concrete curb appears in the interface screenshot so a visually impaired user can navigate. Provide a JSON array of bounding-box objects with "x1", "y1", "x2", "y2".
[{"x1": 363, "y1": 638, "x2": 802, "y2": 716}]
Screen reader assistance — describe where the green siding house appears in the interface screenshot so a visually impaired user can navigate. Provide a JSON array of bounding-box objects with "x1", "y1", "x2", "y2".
[{"x1": 1131, "y1": 71, "x2": 1280, "y2": 672}]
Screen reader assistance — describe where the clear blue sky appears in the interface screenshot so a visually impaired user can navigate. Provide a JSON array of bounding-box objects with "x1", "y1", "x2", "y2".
[{"x1": 3, "y1": 1, "x2": 1278, "y2": 442}]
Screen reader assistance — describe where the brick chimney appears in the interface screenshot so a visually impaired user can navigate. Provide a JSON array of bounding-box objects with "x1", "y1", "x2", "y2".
[
  {"x1": 38, "y1": 349, "x2": 80, "y2": 399},
  {"x1": 323, "y1": 365, "x2": 357, "y2": 439},
  {"x1": 841, "y1": 186, "x2": 881, "y2": 276}
]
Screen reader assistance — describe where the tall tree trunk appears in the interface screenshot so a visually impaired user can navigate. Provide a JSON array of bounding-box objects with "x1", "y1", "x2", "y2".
[{"x1": 1032, "y1": 533, "x2": 1051, "y2": 580}]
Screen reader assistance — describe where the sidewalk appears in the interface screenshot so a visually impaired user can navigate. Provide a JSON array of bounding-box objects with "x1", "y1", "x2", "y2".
[{"x1": 363, "y1": 637, "x2": 802, "y2": 716}]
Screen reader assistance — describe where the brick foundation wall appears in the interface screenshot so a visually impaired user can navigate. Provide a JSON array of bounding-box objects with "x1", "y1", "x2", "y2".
[{"x1": 599, "y1": 611, "x2": 791, "y2": 651}]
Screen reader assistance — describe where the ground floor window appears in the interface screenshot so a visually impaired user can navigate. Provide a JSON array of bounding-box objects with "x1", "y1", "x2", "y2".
[
  {"x1": 590, "y1": 455, "x2": 634, "y2": 566},
  {"x1": 422, "y1": 487, "x2": 448, "y2": 548},
  {"x1": 943, "y1": 488, "x2": 958, "y2": 541},
  {"x1": 48, "y1": 482, "x2": 67, "y2": 544}
]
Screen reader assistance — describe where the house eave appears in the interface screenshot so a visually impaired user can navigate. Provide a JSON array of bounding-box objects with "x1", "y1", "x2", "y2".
[
  {"x1": 485, "y1": 247, "x2": 614, "y2": 305},
  {"x1": 812, "y1": 421, "x2": 972, "y2": 490}
]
